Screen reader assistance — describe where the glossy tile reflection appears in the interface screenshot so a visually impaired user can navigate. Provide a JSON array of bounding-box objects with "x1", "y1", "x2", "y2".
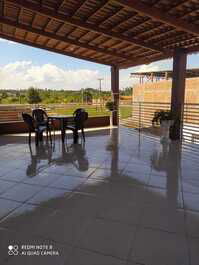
[{"x1": 0, "y1": 127, "x2": 199, "y2": 265}]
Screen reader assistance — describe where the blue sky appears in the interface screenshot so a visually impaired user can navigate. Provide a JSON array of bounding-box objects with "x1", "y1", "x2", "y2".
[{"x1": 0, "y1": 38, "x2": 198, "y2": 91}]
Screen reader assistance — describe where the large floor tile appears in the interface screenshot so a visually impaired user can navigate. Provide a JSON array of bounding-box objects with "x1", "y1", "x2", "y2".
[
  {"x1": 63, "y1": 166, "x2": 96, "y2": 178},
  {"x1": 140, "y1": 205, "x2": 186, "y2": 233},
  {"x1": 144, "y1": 186, "x2": 183, "y2": 208},
  {"x1": 0, "y1": 198, "x2": 22, "y2": 220},
  {"x1": 1, "y1": 169, "x2": 27, "y2": 182},
  {"x1": 0, "y1": 203, "x2": 58, "y2": 234},
  {"x1": 131, "y1": 228, "x2": 189, "y2": 265},
  {"x1": 122, "y1": 169, "x2": 150, "y2": 186},
  {"x1": 97, "y1": 200, "x2": 142, "y2": 225},
  {"x1": 185, "y1": 210, "x2": 199, "y2": 238},
  {"x1": 77, "y1": 178, "x2": 110, "y2": 196},
  {"x1": 0, "y1": 180, "x2": 17, "y2": 195},
  {"x1": 149, "y1": 174, "x2": 169, "y2": 189},
  {"x1": 66, "y1": 248, "x2": 125, "y2": 265},
  {"x1": 77, "y1": 218, "x2": 136, "y2": 260},
  {"x1": 27, "y1": 186, "x2": 71, "y2": 207},
  {"x1": 21, "y1": 172, "x2": 59, "y2": 186},
  {"x1": 189, "y1": 237, "x2": 199, "y2": 265},
  {"x1": 89, "y1": 168, "x2": 112, "y2": 180},
  {"x1": 33, "y1": 194, "x2": 99, "y2": 244},
  {"x1": 184, "y1": 192, "x2": 199, "y2": 212},
  {"x1": 1, "y1": 183, "x2": 42, "y2": 203},
  {"x1": 48, "y1": 175, "x2": 85, "y2": 190}
]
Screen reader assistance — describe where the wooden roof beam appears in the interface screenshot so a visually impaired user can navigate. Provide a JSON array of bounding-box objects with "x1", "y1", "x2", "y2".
[
  {"x1": 128, "y1": 6, "x2": 199, "y2": 51},
  {"x1": 54, "y1": 0, "x2": 65, "y2": 11},
  {"x1": 67, "y1": 0, "x2": 108, "y2": 42},
  {"x1": 131, "y1": 2, "x2": 198, "y2": 42},
  {"x1": 85, "y1": 0, "x2": 108, "y2": 20},
  {"x1": 119, "y1": 45, "x2": 199, "y2": 69},
  {"x1": 6, "y1": 0, "x2": 164, "y2": 53},
  {"x1": 97, "y1": 0, "x2": 162, "y2": 50},
  {"x1": 0, "y1": 33, "x2": 114, "y2": 66},
  {"x1": 112, "y1": 0, "x2": 199, "y2": 37},
  {"x1": 70, "y1": 0, "x2": 87, "y2": 17},
  {"x1": 0, "y1": 0, "x2": 4, "y2": 16},
  {"x1": 0, "y1": 17, "x2": 138, "y2": 62},
  {"x1": 119, "y1": 53, "x2": 172, "y2": 69},
  {"x1": 100, "y1": 5, "x2": 124, "y2": 26}
]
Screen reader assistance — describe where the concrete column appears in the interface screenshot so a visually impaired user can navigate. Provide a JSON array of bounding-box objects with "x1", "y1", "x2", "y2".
[
  {"x1": 111, "y1": 66, "x2": 119, "y2": 126},
  {"x1": 170, "y1": 48, "x2": 187, "y2": 140}
]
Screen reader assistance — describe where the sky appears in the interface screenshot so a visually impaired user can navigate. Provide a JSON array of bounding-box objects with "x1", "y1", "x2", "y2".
[{"x1": 0, "y1": 38, "x2": 199, "y2": 91}]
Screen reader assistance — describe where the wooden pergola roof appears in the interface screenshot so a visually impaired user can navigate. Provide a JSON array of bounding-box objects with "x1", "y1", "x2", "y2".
[
  {"x1": 0, "y1": 0, "x2": 199, "y2": 69},
  {"x1": 131, "y1": 68, "x2": 199, "y2": 79}
]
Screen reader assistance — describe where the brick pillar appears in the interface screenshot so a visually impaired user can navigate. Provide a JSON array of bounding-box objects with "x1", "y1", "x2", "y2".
[
  {"x1": 111, "y1": 66, "x2": 119, "y2": 126},
  {"x1": 170, "y1": 48, "x2": 187, "y2": 140}
]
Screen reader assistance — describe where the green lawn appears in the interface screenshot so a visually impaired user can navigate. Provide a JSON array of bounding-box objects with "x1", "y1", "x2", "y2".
[
  {"x1": 119, "y1": 106, "x2": 132, "y2": 119},
  {"x1": 49, "y1": 105, "x2": 109, "y2": 117},
  {"x1": 48, "y1": 105, "x2": 132, "y2": 119}
]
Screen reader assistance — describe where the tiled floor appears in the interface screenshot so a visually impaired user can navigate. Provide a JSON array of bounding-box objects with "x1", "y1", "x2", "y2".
[{"x1": 0, "y1": 127, "x2": 199, "y2": 265}]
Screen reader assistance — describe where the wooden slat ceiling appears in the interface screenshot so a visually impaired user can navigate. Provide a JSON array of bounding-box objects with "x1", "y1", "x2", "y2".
[{"x1": 0, "y1": 0, "x2": 199, "y2": 69}]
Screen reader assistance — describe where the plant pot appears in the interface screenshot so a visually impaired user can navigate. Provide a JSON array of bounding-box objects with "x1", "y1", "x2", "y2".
[{"x1": 160, "y1": 120, "x2": 174, "y2": 143}]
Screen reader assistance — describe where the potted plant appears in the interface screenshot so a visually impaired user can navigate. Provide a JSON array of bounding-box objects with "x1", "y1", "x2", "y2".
[
  {"x1": 152, "y1": 110, "x2": 174, "y2": 142},
  {"x1": 105, "y1": 101, "x2": 116, "y2": 127}
]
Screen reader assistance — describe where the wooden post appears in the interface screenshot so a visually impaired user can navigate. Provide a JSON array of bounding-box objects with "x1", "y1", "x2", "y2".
[
  {"x1": 111, "y1": 66, "x2": 119, "y2": 126},
  {"x1": 170, "y1": 48, "x2": 187, "y2": 140}
]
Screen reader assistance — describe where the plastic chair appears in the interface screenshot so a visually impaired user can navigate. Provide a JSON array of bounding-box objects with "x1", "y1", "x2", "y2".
[
  {"x1": 32, "y1": 108, "x2": 53, "y2": 139},
  {"x1": 65, "y1": 109, "x2": 88, "y2": 143},
  {"x1": 22, "y1": 113, "x2": 51, "y2": 145}
]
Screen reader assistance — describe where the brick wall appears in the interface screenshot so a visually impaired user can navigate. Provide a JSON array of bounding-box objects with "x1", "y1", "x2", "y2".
[{"x1": 133, "y1": 78, "x2": 199, "y2": 103}]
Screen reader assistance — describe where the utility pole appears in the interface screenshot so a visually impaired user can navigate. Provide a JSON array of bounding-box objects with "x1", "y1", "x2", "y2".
[
  {"x1": 81, "y1": 88, "x2": 84, "y2": 104},
  {"x1": 98, "y1": 78, "x2": 103, "y2": 110}
]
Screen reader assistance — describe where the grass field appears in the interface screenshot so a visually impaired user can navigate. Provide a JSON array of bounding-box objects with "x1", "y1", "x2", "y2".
[
  {"x1": 50, "y1": 105, "x2": 108, "y2": 117},
  {"x1": 49, "y1": 105, "x2": 132, "y2": 120},
  {"x1": 119, "y1": 106, "x2": 132, "y2": 119}
]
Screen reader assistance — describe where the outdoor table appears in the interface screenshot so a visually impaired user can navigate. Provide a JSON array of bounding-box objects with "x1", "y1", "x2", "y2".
[{"x1": 48, "y1": 115, "x2": 74, "y2": 143}]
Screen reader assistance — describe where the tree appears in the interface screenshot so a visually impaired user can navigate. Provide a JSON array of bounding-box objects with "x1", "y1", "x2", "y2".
[
  {"x1": 83, "y1": 90, "x2": 93, "y2": 104},
  {"x1": 26, "y1": 87, "x2": 42, "y2": 104},
  {"x1": 120, "y1": 87, "x2": 133, "y2": 96},
  {"x1": 2, "y1": 91, "x2": 8, "y2": 98}
]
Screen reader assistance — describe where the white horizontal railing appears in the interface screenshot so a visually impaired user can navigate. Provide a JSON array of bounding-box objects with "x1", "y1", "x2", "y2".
[{"x1": 120, "y1": 101, "x2": 199, "y2": 144}]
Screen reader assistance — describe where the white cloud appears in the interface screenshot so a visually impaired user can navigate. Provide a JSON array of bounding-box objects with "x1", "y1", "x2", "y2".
[
  {"x1": 133, "y1": 59, "x2": 173, "y2": 73},
  {"x1": 136, "y1": 64, "x2": 160, "y2": 73},
  {"x1": 0, "y1": 59, "x2": 173, "y2": 91},
  {"x1": 0, "y1": 61, "x2": 103, "y2": 90}
]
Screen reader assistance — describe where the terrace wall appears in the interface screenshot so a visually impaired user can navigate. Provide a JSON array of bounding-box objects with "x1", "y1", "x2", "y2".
[
  {"x1": 133, "y1": 78, "x2": 199, "y2": 103},
  {"x1": 0, "y1": 116, "x2": 110, "y2": 134}
]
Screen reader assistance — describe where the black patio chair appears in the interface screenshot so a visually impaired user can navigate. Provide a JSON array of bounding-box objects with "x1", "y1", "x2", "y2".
[
  {"x1": 65, "y1": 108, "x2": 88, "y2": 143},
  {"x1": 22, "y1": 113, "x2": 51, "y2": 145},
  {"x1": 32, "y1": 108, "x2": 53, "y2": 138}
]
